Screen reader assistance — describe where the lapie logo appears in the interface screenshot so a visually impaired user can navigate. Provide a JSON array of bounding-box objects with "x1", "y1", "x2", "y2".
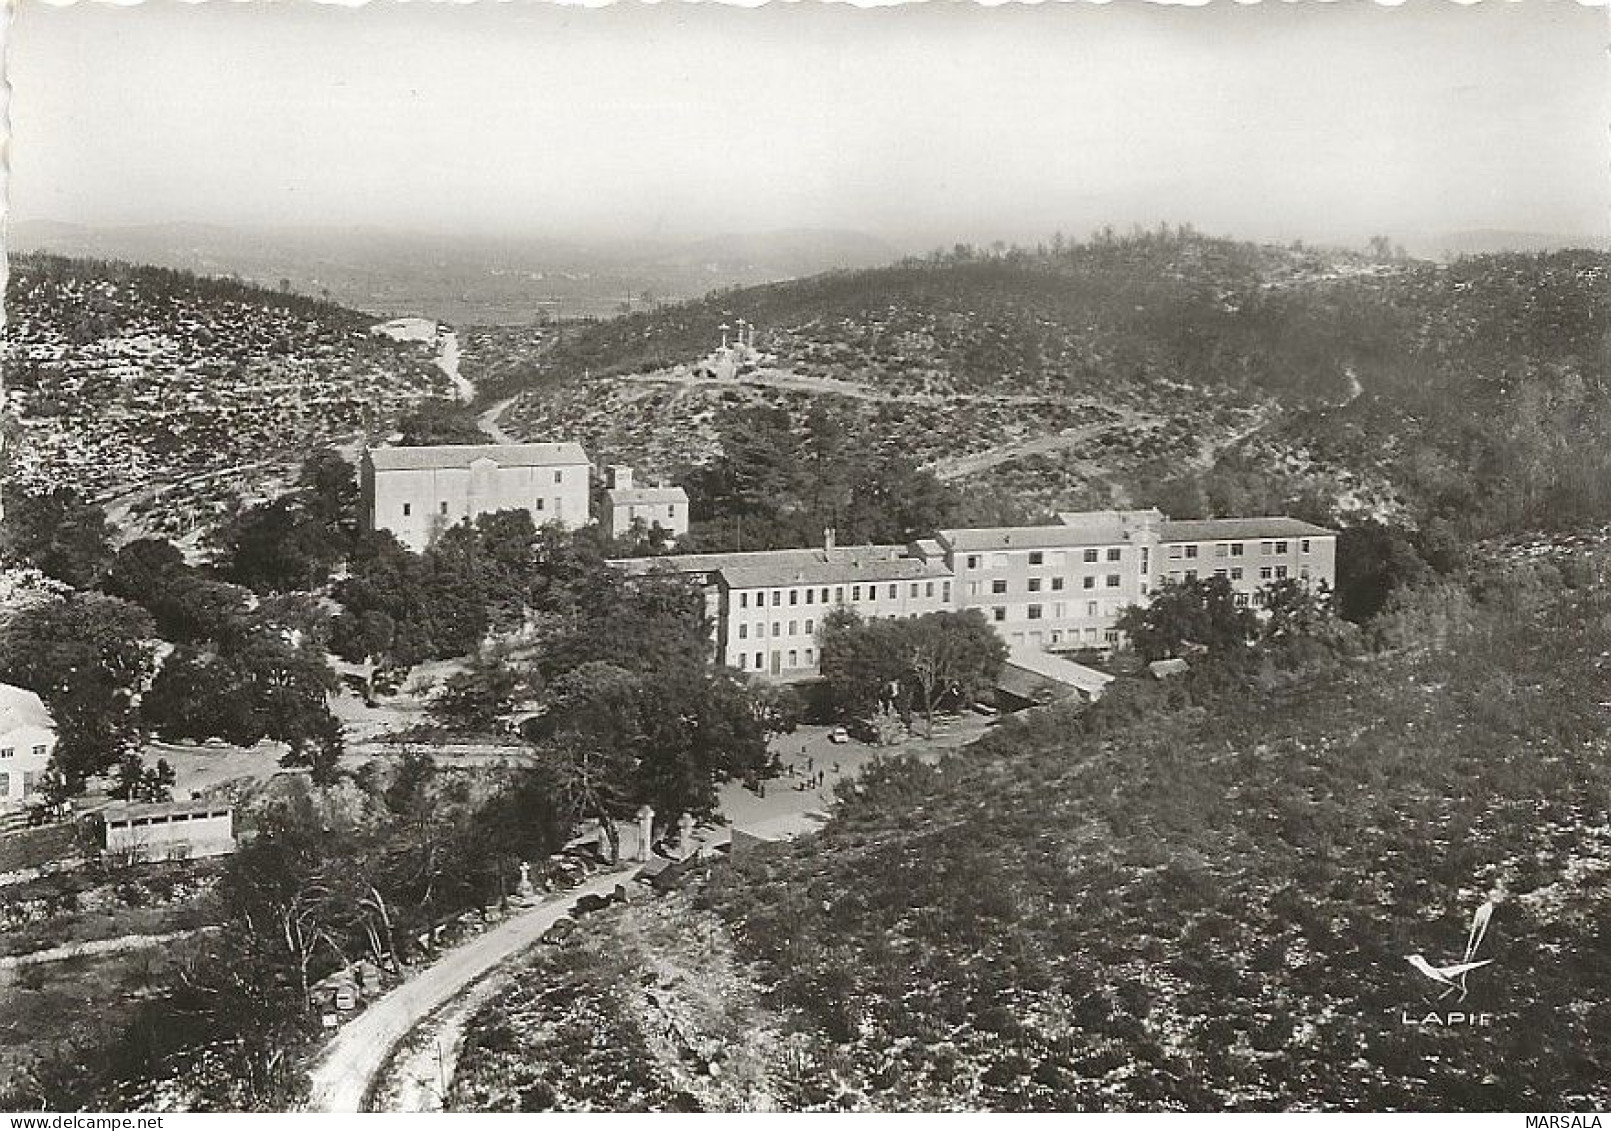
[{"x1": 1401, "y1": 900, "x2": 1498, "y2": 1027}]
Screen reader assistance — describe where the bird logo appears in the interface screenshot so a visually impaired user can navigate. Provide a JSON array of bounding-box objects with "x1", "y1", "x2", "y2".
[{"x1": 1406, "y1": 901, "x2": 1495, "y2": 1002}]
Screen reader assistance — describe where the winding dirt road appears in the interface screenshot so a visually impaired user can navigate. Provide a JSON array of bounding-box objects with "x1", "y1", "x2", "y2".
[{"x1": 304, "y1": 867, "x2": 633, "y2": 1112}]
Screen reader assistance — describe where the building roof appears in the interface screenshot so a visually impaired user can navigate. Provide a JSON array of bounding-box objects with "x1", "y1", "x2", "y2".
[
  {"x1": 606, "y1": 486, "x2": 689, "y2": 507},
  {"x1": 365, "y1": 442, "x2": 589, "y2": 471},
  {"x1": 615, "y1": 545, "x2": 907, "y2": 578},
  {"x1": 940, "y1": 518, "x2": 1137, "y2": 552},
  {"x1": 97, "y1": 799, "x2": 234, "y2": 824},
  {"x1": 0, "y1": 683, "x2": 52, "y2": 737},
  {"x1": 1003, "y1": 648, "x2": 1116, "y2": 697},
  {"x1": 720, "y1": 554, "x2": 952, "y2": 591},
  {"x1": 1158, "y1": 517, "x2": 1334, "y2": 543}
]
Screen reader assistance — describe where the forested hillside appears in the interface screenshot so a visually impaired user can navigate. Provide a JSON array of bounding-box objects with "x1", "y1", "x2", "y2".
[
  {"x1": 452, "y1": 554, "x2": 1611, "y2": 1111},
  {"x1": 472, "y1": 230, "x2": 1609, "y2": 540}
]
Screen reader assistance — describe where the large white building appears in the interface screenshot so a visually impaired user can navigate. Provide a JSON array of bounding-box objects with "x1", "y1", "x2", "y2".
[
  {"x1": 616, "y1": 511, "x2": 1337, "y2": 680},
  {"x1": 0, "y1": 683, "x2": 55, "y2": 811},
  {"x1": 361, "y1": 442, "x2": 592, "y2": 552}
]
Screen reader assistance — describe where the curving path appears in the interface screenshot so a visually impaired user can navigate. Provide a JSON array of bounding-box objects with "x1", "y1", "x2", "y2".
[{"x1": 304, "y1": 867, "x2": 633, "y2": 1112}]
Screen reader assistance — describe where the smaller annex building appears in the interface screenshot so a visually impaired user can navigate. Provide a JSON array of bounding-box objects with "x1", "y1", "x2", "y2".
[
  {"x1": 96, "y1": 800, "x2": 237, "y2": 863},
  {"x1": 0, "y1": 683, "x2": 55, "y2": 812},
  {"x1": 361, "y1": 442, "x2": 591, "y2": 552},
  {"x1": 603, "y1": 465, "x2": 689, "y2": 541}
]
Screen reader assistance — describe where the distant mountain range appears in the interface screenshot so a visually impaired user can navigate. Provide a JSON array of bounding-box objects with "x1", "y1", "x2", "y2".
[
  {"x1": 6, "y1": 221, "x2": 900, "y2": 325},
  {"x1": 1404, "y1": 228, "x2": 1611, "y2": 260}
]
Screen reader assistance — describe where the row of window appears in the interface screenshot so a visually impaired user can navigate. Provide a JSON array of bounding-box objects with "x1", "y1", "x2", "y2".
[
  {"x1": 738, "y1": 618, "x2": 817, "y2": 640},
  {"x1": 1013, "y1": 627, "x2": 1121, "y2": 646},
  {"x1": 991, "y1": 600, "x2": 1113, "y2": 623},
  {"x1": 735, "y1": 648, "x2": 817, "y2": 671},
  {"x1": 970, "y1": 573, "x2": 1122, "y2": 597},
  {"x1": 736, "y1": 580, "x2": 951, "y2": 609},
  {"x1": 0, "y1": 745, "x2": 48, "y2": 760},
  {"x1": 964, "y1": 547, "x2": 1125, "y2": 570},
  {"x1": 1167, "y1": 565, "x2": 1309, "y2": 583},
  {"x1": 400, "y1": 497, "x2": 568, "y2": 519},
  {"x1": 1168, "y1": 538, "x2": 1313, "y2": 561}
]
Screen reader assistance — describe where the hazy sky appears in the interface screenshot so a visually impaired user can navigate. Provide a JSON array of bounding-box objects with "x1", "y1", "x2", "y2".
[{"x1": 8, "y1": 0, "x2": 1609, "y2": 249}]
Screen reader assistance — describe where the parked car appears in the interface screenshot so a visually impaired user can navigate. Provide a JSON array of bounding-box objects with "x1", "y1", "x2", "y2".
[{"x1": 828, "y1": 726, "x2": 850, "y2": 744}]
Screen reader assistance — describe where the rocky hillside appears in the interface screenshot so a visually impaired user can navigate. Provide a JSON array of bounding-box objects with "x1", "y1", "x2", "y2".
[
  {"x1": 472, "y1": 231, "x2": 1609, "y2": 536},
  {"x1": 451, "y1": 555, "x2": 1611, "y2": 1111},
  {"x1": 3, "y1": 254, "x2": 451, "y2": 539}
]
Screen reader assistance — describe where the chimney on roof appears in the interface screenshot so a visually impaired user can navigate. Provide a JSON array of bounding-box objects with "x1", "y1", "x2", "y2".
[
  {"x1": 608, "y1": 465, "x2": 633, "y2": 491},
  {"x1": 824, "y1": 527, "x2": 836, "y2": 553}
]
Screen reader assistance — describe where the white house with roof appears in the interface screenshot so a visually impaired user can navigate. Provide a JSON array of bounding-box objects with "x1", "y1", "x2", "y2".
[
  {"x1": 0, "y1": 683, "x2": 56, "y2": 811},
  {"x1": 361, "y1": 442, "x2": 592, "y2": 552},
  {"x1": 603, "y1": 465, "x2": 689, "y2": 541}
]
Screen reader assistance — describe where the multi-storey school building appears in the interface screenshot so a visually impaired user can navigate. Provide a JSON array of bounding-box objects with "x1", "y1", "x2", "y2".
[
  {"x1": 361, "y1": 442, "x2": 592, "y2": 552},
  {"x1": 616, "y1": 510, "x2": 1336, "y2": 680}
]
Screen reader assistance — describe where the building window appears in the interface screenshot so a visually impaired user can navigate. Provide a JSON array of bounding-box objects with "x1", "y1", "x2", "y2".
[
  {"x1": 1261, "y1": 541, "x2": 1274, "y2": 556},
  {"x1": 401, "y1": 503, "x2": 412, "y2": 517},
  {"x1": 1104, "y1": 629, "x2": 1120, "y2": 644},
  {"x1": 1083, "y1": 576, "x2": 1096, "y2": 590},
  {"x1": 1231, "y1": 567, "x2": 1244, "y2": 581},
  {"x1": 1300, "y1": 566, "x2": 1311, "y2": 580},
  {"x1": 1086, "y1": 601, "x2": 1099, "y2": 616},
  {"x1": 739, "y1": 593, "x2": 748, "y2": 609},
  {"x1": 440, "y1": 501, "x2": 449, "y2": 515},
  {"x1": 1235, "y1": 593, "x2": 1249, "y2": 608},
  {"x1": 535, "y1": 498, "x2": 545, "y2": 510},
  {"x1": 804, "y1": 589, "x2": 814, "y2": 605},
  {"x1": 1083, "y1": 549, "x2": 1099, "y2": 563},
  {"x1": 1051, "y1": 577, "x2": 1065, "y2": 591},
  {"x1": 968, "y1": 581, "x2": 980, "y2": 597},
  {"x1": 993, "y1": 607, "x2": 1007, "y2": 622},
  {"x1": 788, "y1": 620, "x2": 797, "y2": 635},
  {"x1": 1214, "y1": 543, "x2": 1229, "y2": 558},
  {"x1": 910, "y1": 583, "x2": 919, "y2": 598},
  {"x1": 31, "y1": 746, "x2": 45, "y2": 759},
  {"x1": 806, "y1": 619, "x2": 815, "y2": 635},
  {"x1": 1105, "y1": 574, "x2": 1120, "y2": 588},
  {"x1": 772, "y1": 622, "x2": 781, "y2": 636},
  {"x1": 1231, "y1": 542, "x2": 1245, "y2": 557},
  {"x1": 788, "y1": 650, "x2": 798, "y2": 667},
  {"x1": 1185, "y1": 569, "x2": 1197, "y2": 581},
  {"x1": 772, "y1": 591, "x2": 782, "y2": 607},
  {"x1": 992, "y1": 579, "x2": 1008, "y2": 594},
  {"x1": 1214, "y1": 568, "x2": 1227, "y2": 578},
  {"x1": 553, "y1": 470, "x2": 563, "y2": 484},
  {"x1": 925, "y1": 581, "x2": 935, "y2": 597},
  {"x1": 1029, "y1": 551, "x2": 1044, "y2": 565},
  {"x1": 852, "y1": 585, "x2": 862, "y2": 601},
  {"x1": 835, "y1": 587, "x2": 844, "y2": 602},
  {"x1": 1027, "y1": 604, "x2": 1043, "y2": 620},
  {"x1": 821, "y1": 588, "x2": 830, "y2": 603},
  {"x1": 966, "y1": 555, "x2": 980, "y2": 569},
  {"x1": 1027, "y1": 578, "x2": 1042, "y2": 592},
  {"x1": 1276, "y1": 540, "x2": 1290, "y2": 554},
  {"x1": 1260, "y1": 567, "x2": 1273, "y2": 580},
  {"x1": 1275, "y1": 565, "x2": 1289, "y2": 579},
  {"x1": 739, "y1": 624, "x2": 748, "y2": 640},
  {"x1": 1301, "y1": 539, "x2": 1312, "y2": 554},
  {"x1": 755, "y1": 652, "x2": 763, "y2": 668},
  {"x1": 737, "y1": 653, "x2": 746, "y2": 670},
  {"x1": 1167, "y1": 546, "x2": 1183, "y2": 559},
  {"x1": 1107, "y1": 547, "x2": 1122, "y2": 562},
  {"x1": 888, "y1": 584, "x2": 897, "y2": 599},
  {"x1": 0, "y1": 748, "x2": 11, "y2": 760},
  {"x1": 1183, "y1": 545, "x2": 1199, "y2": 559},
  {"x1": 942, "y1": 582, "x2": 951, "y2": 602},
  {"x1": 790, "y1": 590, "x2": 798, "y2": 606}
]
